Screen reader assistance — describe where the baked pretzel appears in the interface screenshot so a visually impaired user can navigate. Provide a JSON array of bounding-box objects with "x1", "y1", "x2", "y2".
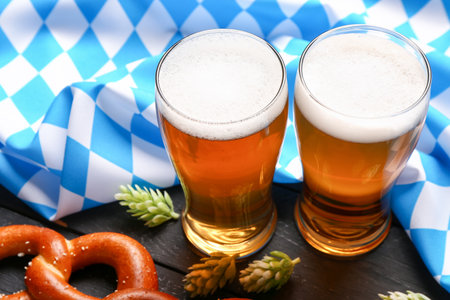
[
  {"x1": 0, "y1": 225, "x2": 72, "y2": 300},
  {"x1": 103, "y1": 289, "x2": 177, "y2": 300},
  {"x1": 25, "y1": 232, "x2": 159, "y2": 299}
]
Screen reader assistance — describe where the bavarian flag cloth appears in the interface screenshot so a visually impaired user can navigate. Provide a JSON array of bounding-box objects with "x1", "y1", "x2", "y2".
[{"x1": 0, "y1": 0, "x2": 449, "y2": 293}]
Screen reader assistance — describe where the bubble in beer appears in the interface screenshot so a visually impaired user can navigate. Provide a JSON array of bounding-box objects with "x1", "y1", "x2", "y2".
[
  {"x1": 157, "y1": 30, "x2": 287, "y2": 140},
  {"x1": 296, "y1": 33, "x2": 429, "y2": 143}
]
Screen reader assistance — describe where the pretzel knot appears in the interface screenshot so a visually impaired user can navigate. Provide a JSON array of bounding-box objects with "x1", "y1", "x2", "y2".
[
  {"x1": 0, "y1": 225, "x2": 71, "y2": 300},
  {"x1": 0, "y1": 225, "x2": 162, "y2": 299}
]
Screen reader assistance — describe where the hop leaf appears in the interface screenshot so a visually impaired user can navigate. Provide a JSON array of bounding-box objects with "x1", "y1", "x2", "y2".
[
  {"x1": 184, "y1": 252, "x2": 237, "y2": 297},
  {"x1": 115, "y1": 184, "x2": 179, "y2": 227},
  {"x1": 239, "y1": 251, "x2": 300, "y2": 293},
  {"x1": 378, "y1": 291, "x2": 431, "y2": 300}
]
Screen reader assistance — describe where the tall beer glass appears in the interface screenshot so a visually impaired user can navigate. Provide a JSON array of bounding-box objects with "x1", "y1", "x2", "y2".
[
  {"x1": 155, "y1": 29, "x2": 288, "y2": 257},
  {"x1": 294, "y1": 25, "x2": 431, "y2": 257}
]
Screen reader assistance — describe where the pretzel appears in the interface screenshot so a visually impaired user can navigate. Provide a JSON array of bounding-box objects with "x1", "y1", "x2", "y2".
[
  {"x1": 0, "y1": 225, "x2": 72, "y2": 300},
  {"x1": 25, "y1": 232, "x2": 158, "y2": 299},
  {"x1": 103, "y1": 289, "x2": 177, "y2": 300}
]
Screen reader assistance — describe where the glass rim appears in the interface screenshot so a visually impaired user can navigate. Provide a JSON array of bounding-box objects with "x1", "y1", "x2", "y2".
[
  {"x1": 155, "y1": 28, "x2": 287, "y2": 126},
  {"x1": 298, "y1": 24, "x2": 432, "y2": 120}
]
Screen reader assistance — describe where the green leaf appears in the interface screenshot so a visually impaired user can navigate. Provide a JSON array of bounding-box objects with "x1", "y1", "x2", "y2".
[
  {"x1": 184, "y1": 253, "x2": 237, "y2": 297},
  {"x1": 378, "y1": 291, "x2": 431, "y2": 300},
  {"x1": 239, "y1": 251, "x2": 300, "y2": 293},
  {"x1": 115, "y1": 184, "x2": 179, "y2": 228}
]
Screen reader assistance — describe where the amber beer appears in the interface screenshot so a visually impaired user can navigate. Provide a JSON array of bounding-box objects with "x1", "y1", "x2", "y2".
[
  {"x1": 155, "y1": 29, "x2": 288, "y2": 257},
  {"x1": 294, "y1": 25, "x2": 431, "y2": 256}
]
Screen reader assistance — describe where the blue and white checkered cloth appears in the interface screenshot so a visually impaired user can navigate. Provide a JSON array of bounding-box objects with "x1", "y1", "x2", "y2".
[{"x1": 0, "y1": 0, "x2": 449, "y2": 293}]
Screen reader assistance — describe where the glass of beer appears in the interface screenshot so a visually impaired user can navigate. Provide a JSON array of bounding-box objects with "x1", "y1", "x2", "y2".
[
  {"x1": 294, "y1": 25, "x2": 431, "y2": 257},
  {"x1": 155, "y1": 29, "x2": 288, "y2": 257}
]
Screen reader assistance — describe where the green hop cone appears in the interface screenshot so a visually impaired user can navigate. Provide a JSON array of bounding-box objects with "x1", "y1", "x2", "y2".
[
  {"x1": 239, "y1": 251, "x2": 300, "y2": 293},
  {"x1": 115, "y1": 184, "x2": 179, "y2": 227},
  {"x1": 378, "y1": 291, "x2": 431, "y2": 300},
  {"x1": 184, "y1": 252, "x2": 237, "y2": 298}
]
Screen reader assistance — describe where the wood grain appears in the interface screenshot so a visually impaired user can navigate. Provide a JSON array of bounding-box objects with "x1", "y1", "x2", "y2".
[{"x1": 0, "y1": 184, "x2": 448, "y2": 299}]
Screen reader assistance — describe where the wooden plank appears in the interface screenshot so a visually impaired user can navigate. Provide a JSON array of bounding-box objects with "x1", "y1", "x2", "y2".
[
  {"x1": 1, "y1": 184, "x2": 449, "y2": 299},
  {"x1": 59, "y1": 184, "x2": 449, "y2": 299},
  {"x1": 0, "y1": 207, "x2": 193, "y2": 299}
]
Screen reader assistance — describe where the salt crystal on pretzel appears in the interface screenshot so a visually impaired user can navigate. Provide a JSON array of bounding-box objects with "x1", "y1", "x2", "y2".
[
  {"x1": 0, "y1": 225, "x2": 71, "y2": 300},
  {"x1": 25, "y1": 231, "x2": 159, "y2": 299},
  {"x1": 103, "y1": 288, "x2": 177, "y2": 300}
]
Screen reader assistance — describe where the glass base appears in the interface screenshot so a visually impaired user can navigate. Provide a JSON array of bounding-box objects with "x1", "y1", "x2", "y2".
[
  {"x1": 294, "y1": 188, "x2": 391, "y2": 257},
  {"x1": 181, "y1": 209, "x2": 277, "y2": 258}
]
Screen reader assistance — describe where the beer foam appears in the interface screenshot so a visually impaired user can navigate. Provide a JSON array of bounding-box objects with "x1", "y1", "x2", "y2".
[
  {"x1": 156, "y1": 30, "x2": 287, "y2": 140},
  {"x1": 296, "y1": 33, "x2": 429, "y2": 143}
]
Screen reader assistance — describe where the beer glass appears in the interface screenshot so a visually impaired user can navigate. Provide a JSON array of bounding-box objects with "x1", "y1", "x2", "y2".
[
  {"x1": 294, "y1": 25, "x2": 431, "y2": 256},
  {"x1": 155, "y1": 29, "x2": 288, "y2": 257}
]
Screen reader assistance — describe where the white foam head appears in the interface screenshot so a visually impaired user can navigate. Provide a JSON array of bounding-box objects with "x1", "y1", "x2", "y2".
[
  {"x1": 295, "y1": 26, "x2": 431, "y2": 143},
  {"x1": 156, "y1": 29, "x2": 287, "y2": 140}
]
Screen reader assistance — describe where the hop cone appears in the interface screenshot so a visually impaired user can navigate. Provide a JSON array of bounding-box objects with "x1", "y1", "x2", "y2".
[
  {"x1": 239, "y1": 251, "x2": 300, "y2": 293},
  {"x1": 115, "y1": 184, "x2": 179, "y2": 227},
  {"x1": 184, "y1": 252, "x2": 237, "y2": 297},
  {"x1": 378, "y1": 291, "x2": 431, "y2": 300}
]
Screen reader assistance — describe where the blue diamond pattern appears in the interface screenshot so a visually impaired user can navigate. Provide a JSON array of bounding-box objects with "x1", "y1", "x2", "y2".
[
  {"x1": 427, "y1": 51, "x2": 450, "y2": 98},
  {"x1": 430, "y1": 143, "x2": 450, "y2": 166},
  {"x1": 392, "y1": 182, "x2": 425, "y2": 229},
  {"x1": 43, "y1": 87, "x2": 72, "y2": 128},
  {"x1": 291, "y1": 0, "x2": 330, "y2": 41},
  {"x1": 402, "y1": 0, "x2": 428, "y2": 17},
  {"x1": 129, "y1": 55, "x2": 160, "y2": 90},
  {"x1": 420, "y1": 150, "x2": 450, "y2": 186},
  {"x1": 411, "y1": 228, "x2": 447, "y2": 276},
  {"x1": 429, "y1": 30, "x2": 450, "y2": 53},
  {"x1": 132, "y1": 174, "x2": 161, "y2": 190},
  {"x1": 61, "y1": 137, "x2": 89, "y2": 195},
  {"x1": 0, "y1": 0, "x2": 12, "y2": 14},
  {"x1": 95, "y1": 67, "x2": 128, "y2": 84},
  {"x1": 6, "y1": 127, "x2": 45, "y2": 166},
  {"x1": 82, "y1": 197, "x2": 103, "y2": 210},
  {"x1": 202, "y1": 0, "x2": 242, "y2": 27},
  {"x1": 247, "y1": 0, "x2": 287, "y2": 36},
  {"x1": 0, "y1": 28, "x2": 18, "y2": 68},
  {"x1": 362, "y1": 0, "x2": 380, "y2": 9},
  {"x1": 112, "y1": 32, "x2": 150, "y2": 67},
  {"x1": 11, "y1": 75, "x2": 54, "y2": 123},
  {"x1": 131, "y1": 114, "x2": 165, "y2": 149},
  {"x1": 425, "y1": 107, "x2": 448, "y2": 138},
  {"x1": 334, "y1": 13, "x2": 368, "y2": 28},
  {"x1": 23, "y1": 25, "x2": 63, "y2": 71},
  {"x1": 284, "y1": 38, "x2": 308, "y2": 56},
  {"x1": 74, "y1": 0, "x2": 106, "y2": 22},
  {"x1": 395, "y1": 21, "x2": 419, "y2": 40},
  {"x1": 31, "y1": 0, "x2": 57, "y2": 20},
  {"x1": 0, "y1": 85, "x2": 7, "y2": 101},
  {"x1": 90, "y1": 106, "x2": 133, "y2": 172},
  {"x1": 67, "y1": 28, "x2": 109, "y2": 79},
  {"x1": 164, "y1": 32, "x2": 183, "y2": 52},
  {"x1": 444, "y1": 0, "x2": 450, "y2": 18},
  {"x1": 72, "y1": 82, "x2": 103, "y2": 101},
  {"x1": 0, "y1": 151, "x2": 41, "y2": 194},
  {"x1": 161, "y1": 0, "x2": 198, "y2": 27},
  {"x1": 119, "y1": 0, "x2": 153, "y2": 26},
  {"x1": 23, "y1": 200, "x2": 57, "y2": 220}
]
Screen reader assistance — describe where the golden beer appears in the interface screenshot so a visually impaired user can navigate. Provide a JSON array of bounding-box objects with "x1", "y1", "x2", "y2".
[
  {"x1": 294, "y1": 25, "x2": 431, "y2": 256},
  {"x1": 155, "y1": 29, "x2": 288, "y2": 257}
]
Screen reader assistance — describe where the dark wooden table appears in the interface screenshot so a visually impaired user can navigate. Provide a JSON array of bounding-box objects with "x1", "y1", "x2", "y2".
[{"x1": 0, "y1": 183, "x2": 448, "y2": 299}]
